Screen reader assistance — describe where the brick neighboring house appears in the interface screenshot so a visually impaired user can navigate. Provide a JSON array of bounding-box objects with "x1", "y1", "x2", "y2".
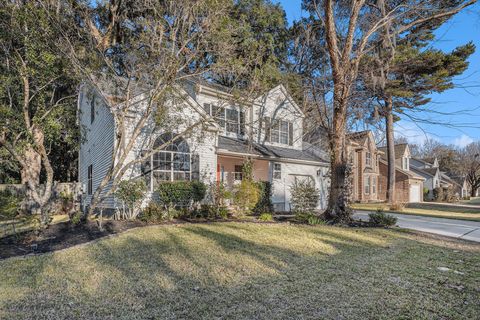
[
  {"x1": 347, "y1": 131, "x2": 383, "y2": 202},
  {"x1": 347, "y1": 133, "x2": 424, "y2": 203},
  {"x1": 377, "y1": 144, "x2": 425, "y2": 203}
]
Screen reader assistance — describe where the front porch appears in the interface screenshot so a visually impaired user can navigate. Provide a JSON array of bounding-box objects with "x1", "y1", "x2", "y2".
[{"x1": 216, "y1": 155, "x2": 270, "y2": 189}]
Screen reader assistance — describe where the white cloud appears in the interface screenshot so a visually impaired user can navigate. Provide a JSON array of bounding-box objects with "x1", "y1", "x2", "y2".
[
  {"x1": 453, "y1": 134, "x2": 473, "y2": 148},
  {"x1": 394, "y1": 121, "x2": 435, "y2": 145}
]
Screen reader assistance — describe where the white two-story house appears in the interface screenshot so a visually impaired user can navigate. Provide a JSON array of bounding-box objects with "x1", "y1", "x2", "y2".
[{"x1": 78, "y1": 80, "x2": 329, "y2": 212}]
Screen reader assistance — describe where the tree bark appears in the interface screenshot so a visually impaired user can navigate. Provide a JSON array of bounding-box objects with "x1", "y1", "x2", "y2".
[{"x1": 384, "y1": 97, "x2": 396, "y2": 204}]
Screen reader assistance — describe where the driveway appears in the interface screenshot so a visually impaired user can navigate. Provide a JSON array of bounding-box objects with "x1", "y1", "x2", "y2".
[{"x1": 354, "y1": 210, "x2": 480, "y2": 243}]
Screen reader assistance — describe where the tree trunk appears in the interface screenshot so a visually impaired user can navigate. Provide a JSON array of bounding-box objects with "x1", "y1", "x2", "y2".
[
  {"x1": 385, "y1": 97, "x2": 396, "y2": 204},
  {"x1": 20, "y1": 145, "x2": 42, "y2": 215},
  {"x1": 324, "y1": 93, "x2": 351, "y2": 223}
]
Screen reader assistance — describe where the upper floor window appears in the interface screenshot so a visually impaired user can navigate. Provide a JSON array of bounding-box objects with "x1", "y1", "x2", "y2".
[
  {"x1": 366, "y1": 152, "x2": 372, "y2": 167},
  {"x1": 273, "y1": 163, "x2": 281, "y2": 179},
  {"x1": 90, "y1": 97, "x2": 95, "y2": 124},
  {"x1": 264, "y1": 117, "x2": 293, "y2": 146},
  {"x1": 402, "y1": 157, "x2": 409, "y2": 170},
  {"x1": 203, "y1": 103, "x2": 245, "y2": 135}
]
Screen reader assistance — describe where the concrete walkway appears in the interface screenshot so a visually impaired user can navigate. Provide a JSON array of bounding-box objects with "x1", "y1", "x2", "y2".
[{"x1": 354, "y1": 210, "x2": 480, "y2": 243}]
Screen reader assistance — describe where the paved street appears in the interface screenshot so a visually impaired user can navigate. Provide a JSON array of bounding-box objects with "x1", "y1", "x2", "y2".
[{"x1": 354, "y1": 210, "x2": 480, "y2": 243}]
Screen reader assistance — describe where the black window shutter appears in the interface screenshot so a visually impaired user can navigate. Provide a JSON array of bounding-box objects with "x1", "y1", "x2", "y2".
[
  {"x1": 240, "y1": 111, "x2": 245, "y2": 135},
  {"x1": 90, "y1": 97, "x2": 95, "y2": 124},
  {"x1": 288, "y1": 122, "x2": 293, "y2": 146}
]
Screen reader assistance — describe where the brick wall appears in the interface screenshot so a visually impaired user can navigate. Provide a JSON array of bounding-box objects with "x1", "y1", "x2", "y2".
[{"x1": 379, "y1": 162, "x2": 409, "y2": 203}]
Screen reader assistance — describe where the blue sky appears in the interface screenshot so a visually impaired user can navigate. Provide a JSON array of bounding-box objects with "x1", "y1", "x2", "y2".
[{"x1": 276, "y1": 0, "x2": 480, "y2": 148}]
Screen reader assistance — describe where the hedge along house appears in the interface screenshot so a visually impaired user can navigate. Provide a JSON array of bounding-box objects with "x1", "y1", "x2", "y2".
[{"x1": 78, "y1": 81, "x2": 330, "y2": 213}]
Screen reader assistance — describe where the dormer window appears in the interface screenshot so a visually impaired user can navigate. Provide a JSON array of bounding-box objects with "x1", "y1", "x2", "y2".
[
  {"x1": 264, "y1": 117, "x2": 293, "y2": 146},
  {"x1": 402, "y1": 157, "x2": 409, "y2": 170},
  {"x1": 366, "y1": 152, "x2": 372, "y2": 167},
  {"x1": 203, "y1": 103, "x2": 245, "y2": 135}
]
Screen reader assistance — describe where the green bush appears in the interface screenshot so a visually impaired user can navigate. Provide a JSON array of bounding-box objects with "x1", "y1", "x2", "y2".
[
  {"x1": 191, "y1": 204, "x2": 228, "y2": 219},
  {"x1": 233, "y1": 179, "x2": 260, "y2": 215},
  {"x1": 0, "y1": 189, "x2": 21, "y2": 220},
  {"x1": 258, "y1": 212, "x2": 273, "y2": 222},
  {"x1": 156, "y1": 181, "x2": 207, "y2": 212},
  {"x1": 368, "y1": 211, "x2": 397, "y2": 227},
  {"x1": 295, "y1": 212, "x2": 324, "y2": 225},
  {"x1": 253, "y1": 181, "x2": 273, "y2": 214},
  {"x1": 423, "y1": 187, "x2": 430, "y2": 200},
  {"x1": 290, "y1": 179, "x2": 319, "y2": 214},
  {"x1": 115, "y1": 179, "x2": 147, "y2": 220},
  {"x1": 139, "y1": 202, "x2": 179, "y2": 222}
]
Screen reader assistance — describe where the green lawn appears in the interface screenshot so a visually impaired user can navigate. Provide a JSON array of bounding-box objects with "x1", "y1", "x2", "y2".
[
  {"x1": 460, "y1": 197, "x2": 480, "y2": 205},
  {"x1": 0, "y1": 214, "x2": 68, "y2": 239},
  {"x1": 1, "y1": 222, "x2": 479, "y2": 319},
  {"x1": 351, "y1": 202, "x2": 480, "y2": 221}
]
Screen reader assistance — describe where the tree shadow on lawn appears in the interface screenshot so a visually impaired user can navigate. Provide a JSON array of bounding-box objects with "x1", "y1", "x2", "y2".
[{"x1": 1, "y1": 223, "x2": 479, "y2": 319}]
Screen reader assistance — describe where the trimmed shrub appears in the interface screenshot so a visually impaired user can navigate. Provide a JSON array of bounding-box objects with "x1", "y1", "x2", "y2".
[
  {"x1": 253, "y1": 181, "x2": 274, "y2": 214},
  {"x1": 369, "y1": 211, "x2": 397, "y2": 227},
  {"x1": 233, "y1": 179, "x2": 260, "y2": 215},
  {"x1": 258, "y1": 212, "x2": 273, "y2": 222},
  {"x1": 423, "y1": 187, "x2": 430, "y2": 200},
  {"x1": 443, "y1": 186, "x2": 456, "y2": 203},
  {"x1": 115, "y1": 179, "x2": 147, "y2": 220},
  {"x1": 290, "y1": 179, "x2": 319, "y2": 214},
  {"x1": 156, "y1": 181, "x2": 207, "y2": 212}
]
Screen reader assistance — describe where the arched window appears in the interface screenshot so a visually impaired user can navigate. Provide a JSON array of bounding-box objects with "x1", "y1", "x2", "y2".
[{"x1": 145, "y1": 133, "x2": 191, "y2": 187}]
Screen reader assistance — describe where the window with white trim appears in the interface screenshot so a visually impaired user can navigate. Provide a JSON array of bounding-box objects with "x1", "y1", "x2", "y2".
[
  {"x1": 366, "y1": 152, "x2": 372, "y2": 167},
  {"x1": 203, "y1": 103, "x2": 245, "y2": 135},
  {"x1": 273, "y1": 163, "x2": 281, "y2": 179},
  {"x1": 402, "y1": 157, "x2": 409, "y2": 170},
  {"x1": 372, "y1": 176, "x2": 376, "y2": 194},
  {"x1": 364, "y1": 176, "x2": 371, "y2": 194},
  {"x1": 143, "y1": 133, "x2": 191, "y2": 189},
  {"x1": 263, "y1": 117, "x2": 293, "y2": 145}
]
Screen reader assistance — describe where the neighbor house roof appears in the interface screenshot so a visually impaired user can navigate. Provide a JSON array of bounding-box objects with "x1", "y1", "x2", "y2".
[
  {"x1": 378, "y1": 143, "x2": 408, "y2": 160},
  {"x1": 217, "y1": 136, "x2": 328, "y2": 164},
  {"x1": 347, "y1": 130, "x2": 370, "y2": 145}
]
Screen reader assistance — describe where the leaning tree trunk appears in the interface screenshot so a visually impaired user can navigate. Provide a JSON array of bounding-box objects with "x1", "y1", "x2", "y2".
[{"x1": 385, "y1": 97, "x2": 396, "y2": 204}]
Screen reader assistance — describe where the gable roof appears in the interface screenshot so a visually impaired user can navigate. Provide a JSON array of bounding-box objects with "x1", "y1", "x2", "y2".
[
  {"x1": 347, "y1": 130, "x2": 370, "y2": 146},
  {"x1": 378, "y1": 143, "x2": 409, "y2": 160}
]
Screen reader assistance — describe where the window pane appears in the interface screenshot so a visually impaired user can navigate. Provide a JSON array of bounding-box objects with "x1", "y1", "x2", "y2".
[
  {"x1": 280, "y1": 132, "x2": 288, "y2": 144},
  {"x1": 280, "y1": 121, "x2": 288, "y2": 133},
  {"x1": 159, "y1": 152, "x2": 171, "y2": 170},
  {"x1": 271, "y1": 130, "x2": 279, "y2": 143},
  {"x1": 226, "y1": 108, "x2": 238, "y2": 121},
  {"x1": 173, "y1": 172, "x2": 187, "y2": 181},
  {"x1": 203, "y1": 103, "x2": 211, "y2": 115},
  {"x1": 274, "y1": 163, "x2": 281, "y2": 170},
  {"x1": 153, "y1": 171, "x2": 171, "y2": 185}
]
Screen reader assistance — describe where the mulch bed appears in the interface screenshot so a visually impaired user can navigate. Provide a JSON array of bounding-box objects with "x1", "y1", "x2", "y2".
[{"x1": 0, "y1": 220, "x2": 146, "y2": 260}]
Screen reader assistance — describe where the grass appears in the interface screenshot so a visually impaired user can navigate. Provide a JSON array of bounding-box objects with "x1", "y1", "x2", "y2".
[
  {"x1": 460, "y1": 197, "x2": 480, "y2": 205},
  {"x1": 1, "y1": 222, "x2": 479, "y2": 319},
  {"x1": 351, "y1": 202, "x2": 480, "y2": 221},
  {"x1": 0, "y1": 214, "x2": 68, "y2": 239}
]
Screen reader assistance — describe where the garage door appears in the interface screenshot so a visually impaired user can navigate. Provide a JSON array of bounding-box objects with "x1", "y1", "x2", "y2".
[{"x1": 410, "y1": 184, "x2": 421, "y2": 203}]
